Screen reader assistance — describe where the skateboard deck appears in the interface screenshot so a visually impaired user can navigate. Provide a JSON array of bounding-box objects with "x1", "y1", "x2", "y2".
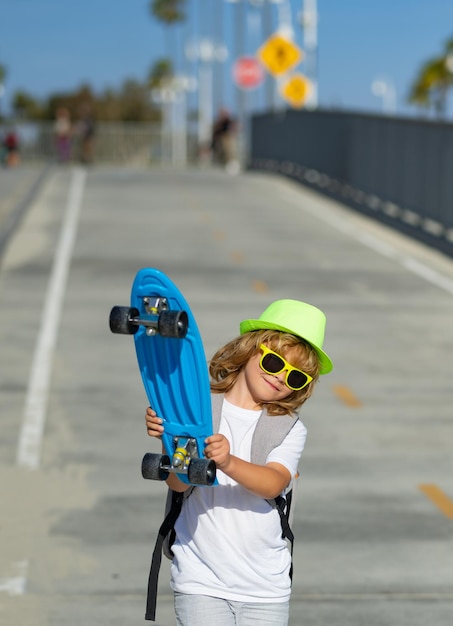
[{"x1": 110, "y1": 268, "x2": 216, "y2": 486}]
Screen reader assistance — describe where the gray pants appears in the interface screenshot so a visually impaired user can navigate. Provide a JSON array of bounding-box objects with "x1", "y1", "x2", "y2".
[{"x1": 174, "y1": 592, "x2": 289, "y2": 626}]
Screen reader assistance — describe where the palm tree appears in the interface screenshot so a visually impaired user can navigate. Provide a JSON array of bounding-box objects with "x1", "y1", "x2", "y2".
[
  {"x1": 149, "y1": 0, "x2": 186, "y2": 74},
  {"x1": 408, "y1": 37, "x2": 453, "y2": 117},
  {"x1": 148, "y1": 59, "x2": 174, "y2": 89},
  {"x1": 150, "y1": 0, "x2": 185, "y2": 23}
]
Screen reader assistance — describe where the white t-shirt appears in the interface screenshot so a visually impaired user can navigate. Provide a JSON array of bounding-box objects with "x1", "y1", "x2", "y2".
[{"x1": 170, "y1": 398, "x2": 307, "y2": 603}]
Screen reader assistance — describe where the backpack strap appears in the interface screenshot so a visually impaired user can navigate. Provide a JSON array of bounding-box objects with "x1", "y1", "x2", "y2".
[
  {"x1": 213, "y1": 393, "x2": 298, "y2": 579},
  {"x1": 145, "y1": 488, "x2": 193, "y2": 621},
  {"x1": 269, "y1": 491, "x2": 295, "y2": 580},
  {"x1": 145, "y1": 394, "x2": 300, "y2": 620},
  {"x1": 211, "y1": 393, "x2": 299, "y2": 465},
  {"x1": 211, "y1": 392, "x2": 299, "y2": 465},
  {"x1": 251, "y1": 411, "x2": 298, "y2": 465}
]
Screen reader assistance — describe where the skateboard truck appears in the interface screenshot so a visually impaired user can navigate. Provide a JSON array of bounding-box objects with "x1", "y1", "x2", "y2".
[
  {"x1": 109, "y1": 298, "x2": 189, "y2": 339},
  {"x1": 172, "y1": 437, "x2": 198, "y2": 469},
  {"x1": 142, "y1": 439, "x2": 216, "y2": 486}
]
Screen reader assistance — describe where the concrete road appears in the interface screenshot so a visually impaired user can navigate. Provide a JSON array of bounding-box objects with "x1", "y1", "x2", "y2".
[{"x1": 1, "y1": 165, "x2": 452, "y2": 626}]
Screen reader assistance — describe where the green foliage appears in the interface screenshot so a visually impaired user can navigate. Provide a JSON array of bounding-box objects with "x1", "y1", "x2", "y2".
[
  {"x1": 148, "y1": 1, "x2": 186, "y2": 90},
  {"x1": 150, "y1": 0, "x2": 185, "y2": 24},
  {"x1": 2, "y1": 1, "x2": 187, "y2": 122},
  {"x1": 148, "y1": 59, "x2": 174, "y2": 88},
  {"x1": 10, "y1": 80, "x2": 161, "y2": 123},
  {"x1": 409, "y1": 37, "x2": 453, "y2": 116},
  {"x1": 12, "y1": 90, "x2": 43, "y2": 119},
  {"x1": 114, "y1": 79, "x2": 156, "y2": 122},
  {"x1": 0, "y1": 63, "x2": 6, "y2": 84}
]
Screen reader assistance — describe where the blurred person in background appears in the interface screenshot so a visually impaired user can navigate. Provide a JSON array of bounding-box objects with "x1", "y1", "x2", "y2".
[
  {"x1": 54, "y1": 106, "x2": 72, "y2": 163},
  {"x1": 2, "y1": 127, "x2": 20, "y2": 167},
  {"x1": 77, "y1": 104, "x2": 96, "y2": 164},
  {"x1": 211, "y1": 107, "x2": 240, "y2": 174}
]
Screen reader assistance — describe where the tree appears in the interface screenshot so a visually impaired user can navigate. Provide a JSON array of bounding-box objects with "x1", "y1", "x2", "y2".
[
  {"x1": 115, "y1": 79, "x2": 158, "y2": 122},
  {"x1": 409, "y1": 37, "x2": 453, "y2": 117},
  {"x1": 7, "y1": 75, "x2": 161, "y2": 123},
  {"x1": 148, "y1": 58, "x2": 174, "y2": 89},
  {"x1": 36, "y1": 82, "x2": 159, "y2": 123},
  {"x1": 12, "y1": 90, "x2": 43, "y2": 119},
  {"x1": 150, "y1": 0, "x2": 185, "y2": 24},
  {"x1": 42, "y1": 84, "x2": 94, "y2": 121},
  {"x1": 149, "y1": 0, "x2": 186, "y2": 74}
]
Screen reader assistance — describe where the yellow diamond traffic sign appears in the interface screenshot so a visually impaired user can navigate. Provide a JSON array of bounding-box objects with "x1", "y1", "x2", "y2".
[
  {"x1": 257, "y1": 33, "x2": 303, "y2": 77},
  {"x1": 280, "y1": 74, "x2": 312, "y2": 108}
]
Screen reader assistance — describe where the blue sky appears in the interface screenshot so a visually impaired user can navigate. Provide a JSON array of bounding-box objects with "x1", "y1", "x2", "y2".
[{"x1": 1, "y1": 0, "x2": 453, "y2": 118}]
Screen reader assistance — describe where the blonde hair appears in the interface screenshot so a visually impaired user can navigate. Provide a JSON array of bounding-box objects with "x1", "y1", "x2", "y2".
[{"x1": 209, "y1": 330, "x2": 320, "y2": 416}]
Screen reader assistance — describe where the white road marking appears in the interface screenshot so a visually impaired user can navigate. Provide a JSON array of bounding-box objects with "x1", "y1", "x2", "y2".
[
  {"x1": 279, "y1": 180, "x2": 453, "y2": 296},
  {"x1": 0, "y1": 560, "x2": 28, "y2": 595},
  {"x1": 349, "y1": 226, "x2": 453, "y2": 295},
  {"x1": 402, "y1": 257, "x2": 453, "y2": 295},
  {"x1": 16, "y1": 168, "x2": 86, "y2": 470}
]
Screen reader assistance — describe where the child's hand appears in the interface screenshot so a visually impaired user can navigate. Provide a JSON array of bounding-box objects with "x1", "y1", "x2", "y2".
[
  {"x1": 204, "y1": 434, "x2": 231, "y2": 471},
  {"x1": 145, "y1": 406, "x2": 164, "y2": 439}
]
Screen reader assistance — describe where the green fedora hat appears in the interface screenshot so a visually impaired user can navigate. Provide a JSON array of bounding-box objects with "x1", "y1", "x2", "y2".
[{"x1": 239, "y1": 299, "x2": 333, "y2": 374}]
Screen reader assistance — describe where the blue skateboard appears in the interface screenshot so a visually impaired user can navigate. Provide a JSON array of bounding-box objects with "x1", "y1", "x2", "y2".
[{"x1": 109, "y1": 268, "x2": 216, "y2": 486}]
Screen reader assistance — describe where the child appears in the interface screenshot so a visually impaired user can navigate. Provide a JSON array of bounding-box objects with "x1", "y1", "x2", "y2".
[{"x1": 145, "y1": 299, "x2": 333, "y2": 626}]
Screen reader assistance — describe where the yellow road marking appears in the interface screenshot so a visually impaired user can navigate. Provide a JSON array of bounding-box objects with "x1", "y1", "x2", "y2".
[
  {"x1": 252, "y1": 280, "x2": 268, "y2": 292},
  {"x1": 231, "y1": 250, "x2": 244, "y2": 263},
  {"x1": 332, "y1": 385, "x2": 362, "y2": 407},
  {"x1": 418, "y1": 484, "x2": 453, "y2": 519},
  {"x1": 213, "y1": 230, "x2": 226, "y2": 241}
]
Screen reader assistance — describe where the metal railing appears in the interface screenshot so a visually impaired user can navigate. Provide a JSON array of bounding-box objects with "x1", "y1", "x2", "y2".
[
  {"x1": 249, "y1": 109, "x2": 453, "y2": 257},
  {"x1": 0, "y1": 121, "x2": 196, "y2": 165}
]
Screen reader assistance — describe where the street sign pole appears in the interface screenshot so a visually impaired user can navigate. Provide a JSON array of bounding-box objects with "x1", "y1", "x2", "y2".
[{"x1": 300, "y1": 0, "x2": 318, "y2": 108}]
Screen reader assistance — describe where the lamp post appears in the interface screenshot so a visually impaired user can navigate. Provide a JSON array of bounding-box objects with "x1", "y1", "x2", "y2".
[
  {"x1": 298, "y1": 0, "x2": 318, "y2": 109},
  {"x1": 0, "y1": 63, "x2": 5, "y2": 121},
  {"x1": 371, "y1": 78, "x2": 397, "y2": 115},
  {"x1": 185, "y1": 38, "x2": 228, "y2": 151},
  {"x1": 151, "y1": 75, "x2": 196, "y2": 166}
]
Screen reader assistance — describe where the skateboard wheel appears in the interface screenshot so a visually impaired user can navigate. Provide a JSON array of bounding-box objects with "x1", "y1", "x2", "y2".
[
  {"x1": 158, "y1": 310, "x2": 188, "y2": 338},
  {"x1": 142, "y1": 453, "x2": 170, "y2": 481},
  {"x1": 109, "y1": 306, "x2": 140, "y2": 335},
  {"x1": 187, "y1": 458, "x2": 216, "y2": 486}
]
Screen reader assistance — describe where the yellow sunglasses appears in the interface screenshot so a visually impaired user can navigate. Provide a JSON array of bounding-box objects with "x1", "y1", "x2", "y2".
[{"x1": 259, "y1": 344, "x2": 313, "y2": 391}]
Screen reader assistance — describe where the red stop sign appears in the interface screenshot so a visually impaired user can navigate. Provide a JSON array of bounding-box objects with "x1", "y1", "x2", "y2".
[{"x1": 233, "y1": 57, "x2": 264, "y2": 90}]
